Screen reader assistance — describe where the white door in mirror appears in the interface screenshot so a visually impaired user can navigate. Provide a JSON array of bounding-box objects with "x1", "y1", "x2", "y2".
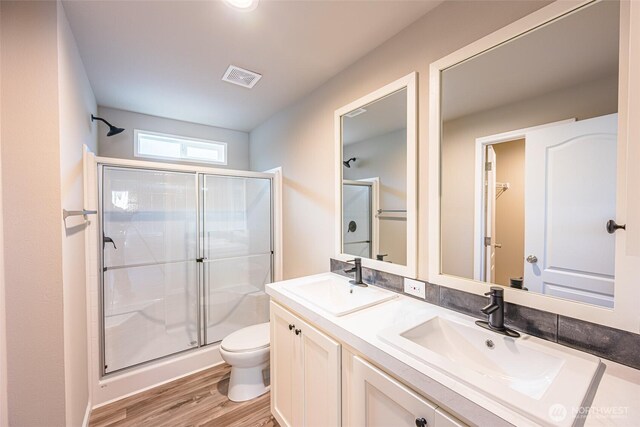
[{"x1": 524, "y1": 114, "x2": 617, "y2": 307}]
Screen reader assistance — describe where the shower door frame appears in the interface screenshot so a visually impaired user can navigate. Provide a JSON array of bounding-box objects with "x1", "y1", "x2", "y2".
[{"x1": 96, "y1": 156, "x2": 279, "y2": 378}]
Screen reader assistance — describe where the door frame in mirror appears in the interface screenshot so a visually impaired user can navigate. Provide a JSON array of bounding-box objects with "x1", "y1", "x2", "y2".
[
  {"x1": 335, "y1": 72, "x2": 418, "y2": 278},
  {"x1": 427, "y1": 0, "x2": 640, "y2": 333}
]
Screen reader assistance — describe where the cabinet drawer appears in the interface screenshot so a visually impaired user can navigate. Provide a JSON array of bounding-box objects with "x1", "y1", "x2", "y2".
[{"x1": 350, "y1": 355, "x2": 436, "y2": 427}]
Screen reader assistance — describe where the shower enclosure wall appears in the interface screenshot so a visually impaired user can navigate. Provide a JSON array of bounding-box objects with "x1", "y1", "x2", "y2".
[{"x1": 99, "y1": 162, "x2": 276, "y2": 375}]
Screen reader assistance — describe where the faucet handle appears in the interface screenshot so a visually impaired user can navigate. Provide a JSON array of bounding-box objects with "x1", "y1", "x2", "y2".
[{"x1": 484, "y1": 286, "x2": 504, "y2": 297}]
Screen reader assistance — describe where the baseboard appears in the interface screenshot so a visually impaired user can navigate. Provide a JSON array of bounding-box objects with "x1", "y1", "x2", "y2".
[{"x1": 82, "y1": 400, "x2": 91, "y2": 427}]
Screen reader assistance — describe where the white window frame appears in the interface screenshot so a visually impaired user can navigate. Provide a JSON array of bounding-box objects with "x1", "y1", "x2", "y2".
[{"x1": 134, "y1": 129, "x2": 228, "y2": 165}]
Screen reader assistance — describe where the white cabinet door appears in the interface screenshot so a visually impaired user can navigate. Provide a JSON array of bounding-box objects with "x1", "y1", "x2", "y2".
[
  {"x1": 350, "y1": 355, "x2": 436, "y2": 427},
  {"x1": 270, "y1": 301, "x2": 301, "y2": 427},
  {"x1": 300, "y1": 319, "x2": 341, "y2": 427},
  {"x1": 271, "y1": 301, "x2": 341, "y2": 427}
]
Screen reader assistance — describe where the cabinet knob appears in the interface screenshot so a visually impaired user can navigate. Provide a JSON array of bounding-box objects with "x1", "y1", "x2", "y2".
[
  {"x1": 289, "y1": 324, "x2": 295, "y2": 330},
  {"x1": 295, "y1": 329, "x2": 302, "y2": 336},
  {"x1": 415, "y1": 417, "x2": 427, "y2": 427}
]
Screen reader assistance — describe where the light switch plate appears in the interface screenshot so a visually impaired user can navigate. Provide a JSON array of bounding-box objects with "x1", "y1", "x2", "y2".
[{"x1": 404, "y1": 278, "x2": 426, "y2": 299}]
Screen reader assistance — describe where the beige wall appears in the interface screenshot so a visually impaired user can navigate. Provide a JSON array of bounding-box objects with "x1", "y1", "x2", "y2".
[
  {"x1": 97, "y1": 106, "x2": 250, "y2": 170},
  {"x1": 1, "y1": 2, "x2": 67, "y2": 425},
  {"x1": 493, "y1": 139, "x2": 525, "y2": 287},
  {"x1": 344, "y1": 129, "x2": 407, "y2": 264},
  {"x1": 441, "y1": 74, "x2": 618, "y2": 279},
  {"x1": 0, "y1": 2, "x2": 7, "y2": 424},
  {"x1": 58, "y1": 2, "x2": 97, "y2": 425},
  {"x1": 1, "y1": 1, "x2": 97, "y2": 425},
  {"x1": 249, "y1": 0, "x2": 550, "y2": 279}
]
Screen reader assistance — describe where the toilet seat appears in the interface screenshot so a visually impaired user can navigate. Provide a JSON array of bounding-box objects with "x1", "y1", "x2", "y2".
[{"x1": 221, "y1": 322, "x2": 270, "y2": 353}]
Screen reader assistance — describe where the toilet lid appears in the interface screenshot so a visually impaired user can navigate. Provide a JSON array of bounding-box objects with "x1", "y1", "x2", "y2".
[{"x1": 221, "y1": 322, "x2": 270, "y2": 353}]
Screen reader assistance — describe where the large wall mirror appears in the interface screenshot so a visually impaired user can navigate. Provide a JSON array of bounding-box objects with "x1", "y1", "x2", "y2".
[
  {"x1": 335, "y1": 73, "x2": 417, "y2": 277},
  {"x1": 429, "y1": 1, "x2": 640, "y2": 332}
]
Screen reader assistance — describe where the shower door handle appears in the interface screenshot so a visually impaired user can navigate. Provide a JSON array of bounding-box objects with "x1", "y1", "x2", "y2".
[
  {"x1": 196, "y1": 257, "x2": 207, "y2": 263},
  {"x1": 103, "y1": 234, "x2": 116, "y2": 250}
]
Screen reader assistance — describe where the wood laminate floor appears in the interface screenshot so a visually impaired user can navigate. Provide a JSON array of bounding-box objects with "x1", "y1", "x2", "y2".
[{"x1": 89, "y1": 364, "x2": 278, "y2": 427}]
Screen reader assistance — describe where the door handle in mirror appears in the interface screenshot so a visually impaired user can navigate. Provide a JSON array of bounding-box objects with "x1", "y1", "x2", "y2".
[
  {"x1": 606, "y1": 219, "x2": 626, "y2": 234},
  {"x1": 526, "y1": 255, "x2": 538, "y2": 264}
]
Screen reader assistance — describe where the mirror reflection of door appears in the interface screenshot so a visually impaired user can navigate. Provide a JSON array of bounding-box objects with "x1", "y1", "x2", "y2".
[
  {"x1": 524, "y1": 114, "x2": 617, "y2": 307},
  {"x1": 477, "y1": 115, "x2": 617, "y2": 307}
]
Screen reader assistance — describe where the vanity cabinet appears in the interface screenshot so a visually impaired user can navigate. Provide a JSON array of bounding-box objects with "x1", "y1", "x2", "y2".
[
  {"x1": 348, "y1": 354, "x2": 437, "y2": 426},
  {"x1": 270, "y1": 301, "x2": 341, "y2": 427},
  {"x1": 342, "y1": 349, "x2": 466, "y2": 427},
  {"x1": 271, "y1": 301, "x2": 466, "y2": 427}
]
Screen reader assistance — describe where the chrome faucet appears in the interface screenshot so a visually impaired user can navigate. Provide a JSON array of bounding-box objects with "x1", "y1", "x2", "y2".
[
  {"x1": 475, "y1": 287, "x2": 520, "y2": 338},
  {"x1": 344, "y1": 258, "x2": 367, "y2": 287}
]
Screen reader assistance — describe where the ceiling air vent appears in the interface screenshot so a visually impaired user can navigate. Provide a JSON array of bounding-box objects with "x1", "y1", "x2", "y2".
[
  {"x1": 222, "y1": 65, "x2": 262, "y2": 89},
  {"x1": 345, "y1": 108, "x2": 367, "y2": 118}
]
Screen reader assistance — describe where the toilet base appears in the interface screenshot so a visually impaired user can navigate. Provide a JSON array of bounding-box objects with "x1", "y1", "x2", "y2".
[{"x1": 227, "y1": 361, "x2": 269, "y2": 402}]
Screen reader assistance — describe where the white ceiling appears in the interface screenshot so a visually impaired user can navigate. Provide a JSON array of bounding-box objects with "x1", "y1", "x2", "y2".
[
  {"x1": 343, "y1": 88, "x2": 407, "y2": 144},
  {"x1": 63, "y1": 0, "x2": 441, "y2": 132},
  {"x1": 441, "y1": 0, "x2": 619, "y2": 122}
]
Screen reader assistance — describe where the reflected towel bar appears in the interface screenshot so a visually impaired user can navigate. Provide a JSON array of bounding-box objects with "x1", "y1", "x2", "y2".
[
  {"x1": 376, "y1": 209, "x2": 407, "y2": 219},
  {"x1": 377, "y1": 209, "x2": 406, "y2": 214},
  {"x1": 63, "y1": 209, "x2": 97, "y2": 226}
]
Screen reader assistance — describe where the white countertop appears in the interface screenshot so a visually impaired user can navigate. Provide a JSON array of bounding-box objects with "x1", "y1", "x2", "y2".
[{"x1": 266, "y1": 272, "x2": 640, "y2": 427}]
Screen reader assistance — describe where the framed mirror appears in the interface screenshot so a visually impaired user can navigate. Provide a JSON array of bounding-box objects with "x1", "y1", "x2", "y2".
[
  {"x1": 335, "y1": 73, "x2": 417, "y2": 277},
  {"x1": 428, "y1": 0, "x2": 640, "y2": 332}
]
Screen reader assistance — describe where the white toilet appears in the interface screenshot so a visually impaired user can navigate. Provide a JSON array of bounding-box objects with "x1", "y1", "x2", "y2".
[{"x1": 219, "y1": 322, "x2": 271, "y2": 402}]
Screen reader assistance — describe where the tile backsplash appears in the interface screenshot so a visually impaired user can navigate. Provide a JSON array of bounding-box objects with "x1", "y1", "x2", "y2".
[{"x1": 330, "y1": 258, "x2": 640, "y2": 370}]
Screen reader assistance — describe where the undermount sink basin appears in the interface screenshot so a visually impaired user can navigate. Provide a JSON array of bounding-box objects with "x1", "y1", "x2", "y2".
[
  {"x1": 379, "y1": 315, "x2": 602, "y2": 426},
  {"x1": 282, "y1": 276, "x2": 397, "y2": 316}
]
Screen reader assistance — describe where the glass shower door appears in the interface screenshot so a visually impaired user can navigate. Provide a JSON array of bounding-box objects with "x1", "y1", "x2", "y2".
[
  {"x1": 102, "y1": 167, "x2": 198, "y2": 373},
  {"x1": 201, "y1": 175, "x2": 272, "y2": 345},
  {"x1": 343, "y1": 182, "x2": 372, "y2": 258}
]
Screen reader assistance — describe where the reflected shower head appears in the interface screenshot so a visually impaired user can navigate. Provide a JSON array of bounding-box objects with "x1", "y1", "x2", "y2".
[
  {"x1": 343, "y1": 157, "x2": 356, "y2": 168},
  {"x1": 91, "y1": 114, "x2": 125, "y2": 137}
]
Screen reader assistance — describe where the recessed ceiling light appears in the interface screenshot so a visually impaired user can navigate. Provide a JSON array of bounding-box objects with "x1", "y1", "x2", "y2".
[{"x1": 223, "y1": 0, "x2": 259, "y2": 11}]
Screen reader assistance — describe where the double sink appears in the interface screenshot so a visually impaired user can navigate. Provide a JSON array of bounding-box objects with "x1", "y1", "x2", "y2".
[{"x1": 280, "y1": 273, "x2": 602, "y2": 426}]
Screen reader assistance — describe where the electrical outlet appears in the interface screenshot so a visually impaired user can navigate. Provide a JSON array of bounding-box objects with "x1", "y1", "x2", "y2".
[{"x1": 404, "y1": 278, "x2": 426, "y2": 299}]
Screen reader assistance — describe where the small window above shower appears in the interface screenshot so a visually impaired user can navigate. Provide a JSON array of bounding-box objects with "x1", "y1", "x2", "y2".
[{"x1": 134, "y1": 130, "x2": 227, "y2": 165}]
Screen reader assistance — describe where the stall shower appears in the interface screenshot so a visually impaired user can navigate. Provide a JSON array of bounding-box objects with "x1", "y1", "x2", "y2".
[
  {"x1": 342, "y1": 181, "x2": 373, "y2": 259},
  {"x1": 100, "y1": 166, "x2": 273, "y2": 374}
]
